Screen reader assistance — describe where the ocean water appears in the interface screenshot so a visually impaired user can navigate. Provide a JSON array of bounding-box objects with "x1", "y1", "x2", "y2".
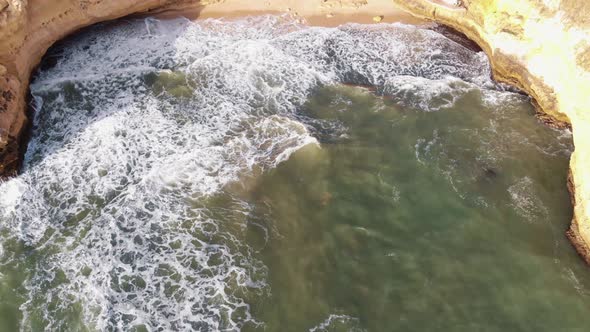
[{"x1": 0, "y1": 15, "x2": 585, "y2": 331}]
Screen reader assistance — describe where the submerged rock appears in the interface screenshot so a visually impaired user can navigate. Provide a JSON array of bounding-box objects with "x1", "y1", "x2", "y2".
[
  {"x1": 484, "y1": 167, "x2": 498, "y2": 179},
  {"x1": 143, "y1": 70, "x2": 195, "y2": 99}
]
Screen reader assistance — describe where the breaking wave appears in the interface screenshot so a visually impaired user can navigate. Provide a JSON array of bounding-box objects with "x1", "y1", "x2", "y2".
[{"x1": 0, "y1": 15, "x2": 525, "y2": 330}]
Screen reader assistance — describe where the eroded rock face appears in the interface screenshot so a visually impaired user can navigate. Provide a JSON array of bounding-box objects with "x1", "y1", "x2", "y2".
[{"x1": 392, "y1": 0, "x2": 590, "y2": 263}]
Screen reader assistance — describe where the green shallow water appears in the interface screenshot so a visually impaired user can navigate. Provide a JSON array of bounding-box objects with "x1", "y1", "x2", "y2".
[
  {"x1": 214, "y1": 85, "x2": 585, "y2": 331},
  {"x1": 1, "y1": 17, "x2": 588, "y2": 331}
]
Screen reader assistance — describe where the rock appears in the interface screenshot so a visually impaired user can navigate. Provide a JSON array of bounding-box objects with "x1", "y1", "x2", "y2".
[
  {"x1": 0, "y1": 128, "x2": 19, "y2": 177},
  {"x1": 373, "y1": 15, "x2": 384, "y2": 22},
  {"x1": 437, "y1": 0, "x2": 462, "y2": 7},
  {"x1": 484, "y1": 167, "x2": 498, "y2": 179},
  {"x1": 0, "y1": 0, "x2": 8, "y2": 12}
]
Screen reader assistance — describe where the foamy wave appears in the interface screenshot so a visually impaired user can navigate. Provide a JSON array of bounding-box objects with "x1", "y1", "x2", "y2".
[
  {"x1": 383, "y1": 75, "x2": 474, "y2": 111},
  {"x1": 0, "y1": 15, "x2": 521, "y2": 330},
  {"x1": 508, "y1": 177, "x2": 548, "y2": 223},
  {"x1": 309, "y1": 314, "x2": 365, "y2": 332}
]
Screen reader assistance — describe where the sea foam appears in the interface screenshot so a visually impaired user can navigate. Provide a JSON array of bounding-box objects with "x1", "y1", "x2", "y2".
[{"x1": 0, "y1": 15, "x2": 523, "y2": 330}]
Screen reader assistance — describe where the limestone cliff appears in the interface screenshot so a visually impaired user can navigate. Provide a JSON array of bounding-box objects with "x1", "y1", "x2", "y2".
[{"x1": 391, "y1": 0, "x2": 590, "y2": 263}]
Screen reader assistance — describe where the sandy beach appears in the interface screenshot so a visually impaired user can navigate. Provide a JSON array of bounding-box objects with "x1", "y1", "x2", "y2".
[{"x1": 152, "y1": 0, "x2": 426, "y2": 26}]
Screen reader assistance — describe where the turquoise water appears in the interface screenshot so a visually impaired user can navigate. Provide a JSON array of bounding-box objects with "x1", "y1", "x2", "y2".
[{"x1": 0, "y1": 15, "x2": 586, "y2": 331}]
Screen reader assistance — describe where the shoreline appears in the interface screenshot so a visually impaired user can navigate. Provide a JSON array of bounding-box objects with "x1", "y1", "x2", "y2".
[
  {"x1": 390, "y1": 0, "x2": 590, "y2": 266},
  {"x1": 103, "y1": 1, "x2": 590, "y2": 267},
  {"x1": 1, "y1": 0, "x2": 589, "y2": 266},
  {"x1": 0, "y1": 0, "x2": 424, "y2": 181}
]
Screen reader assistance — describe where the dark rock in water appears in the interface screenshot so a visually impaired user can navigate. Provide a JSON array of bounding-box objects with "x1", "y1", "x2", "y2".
[
  {"x1": 484, "y1": 167, "x2": 498, "y2": 178},
  {"x1": 475, "y1": 166, "x2": 499, "y2": 186}
]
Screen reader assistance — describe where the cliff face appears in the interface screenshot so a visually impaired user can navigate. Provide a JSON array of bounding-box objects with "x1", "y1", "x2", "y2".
[
  {"x1": 392, "y1": 0, "x2": 590, "y2": 263},
  {"x1": 1, "y1": 0, "x2": 590, "y2": 262}
]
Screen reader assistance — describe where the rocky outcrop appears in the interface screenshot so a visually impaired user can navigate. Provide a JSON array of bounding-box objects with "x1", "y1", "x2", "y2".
[
  {"x1": 1, "y1": 0, "x2": 590, "y2": 262},
  {"x1": 391, "y1": 0, "x2": 590, "y2": 263}
]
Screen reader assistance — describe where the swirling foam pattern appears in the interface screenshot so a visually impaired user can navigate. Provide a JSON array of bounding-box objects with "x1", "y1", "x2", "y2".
[{"x1": 0, "y1": 15, "x2": 519, "y2": 330}]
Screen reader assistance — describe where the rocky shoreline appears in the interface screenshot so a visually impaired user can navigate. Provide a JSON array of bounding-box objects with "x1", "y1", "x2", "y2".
[
  {"x1": 1, "y1": 0, "x2": 590, "y2": 263},
  {"x1": 391, "y1": 0, "x2": 590, "y2": 264}
]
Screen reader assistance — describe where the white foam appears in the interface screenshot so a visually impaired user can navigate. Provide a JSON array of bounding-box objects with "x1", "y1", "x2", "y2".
[
  {"x1": 0, "y1": 15, "x2": 523, "y2": 330},
  {"x1": 508, "y1": 176, "x2": 549, "y2": 223},
  {"x1": 383, "y1": 75, "x2": 474, "y2": 111},
  {"x1": 309, "y1": 314, "x2": 364, "y2": 332}
]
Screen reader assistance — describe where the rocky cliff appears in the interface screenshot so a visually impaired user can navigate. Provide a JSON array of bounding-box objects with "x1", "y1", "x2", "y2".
[{"x1": 1, "y1": 0, "x2": 590, "y2": 262}]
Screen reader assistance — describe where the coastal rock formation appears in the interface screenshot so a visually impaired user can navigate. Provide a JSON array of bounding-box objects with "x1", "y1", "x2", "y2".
[
  {"x1": 391, "y1": 0, "x2": 590, "y2": 263},
  {"x1": 1, "y1": 0, "x2": 590, "y2": 262}
]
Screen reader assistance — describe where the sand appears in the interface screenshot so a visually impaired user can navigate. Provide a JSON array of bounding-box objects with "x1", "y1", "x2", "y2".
[{"x1": 152, "y1": 0, "x2": 426, "y2": 27}]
